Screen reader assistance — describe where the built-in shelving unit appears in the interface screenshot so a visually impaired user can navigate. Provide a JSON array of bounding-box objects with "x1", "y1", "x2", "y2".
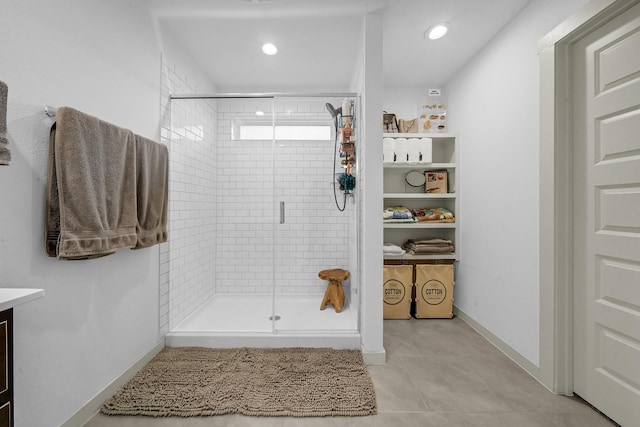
[{"x1": 383, "y1": 133, "x2": 459, "y2": 261}]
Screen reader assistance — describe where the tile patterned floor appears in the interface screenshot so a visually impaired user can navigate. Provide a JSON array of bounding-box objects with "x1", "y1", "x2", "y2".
[{"x1": 85, "y1": 317, "x2": 617, "y2": 427}]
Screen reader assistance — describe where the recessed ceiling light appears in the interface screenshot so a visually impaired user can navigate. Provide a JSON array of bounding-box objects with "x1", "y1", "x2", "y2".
[
  {"x1": 255, "y1": 110, "x2": 265, "y2": 116},
  {"x1": 426, "y1": 23, "x2": 449, "y2": 40},
  {"x1": 262, "y1": 43, "x2": 278, "y2": 55}
]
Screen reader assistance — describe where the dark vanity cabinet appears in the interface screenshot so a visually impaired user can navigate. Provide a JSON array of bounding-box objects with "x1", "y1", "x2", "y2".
[{"x1": 0, "y1": 309, "x2": 12, "y2": 427}]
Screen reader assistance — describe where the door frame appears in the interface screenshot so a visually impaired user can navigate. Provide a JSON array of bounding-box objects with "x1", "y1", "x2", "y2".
[{"x1": 538, "y1": 0, "x2": 640, "y2": 394}]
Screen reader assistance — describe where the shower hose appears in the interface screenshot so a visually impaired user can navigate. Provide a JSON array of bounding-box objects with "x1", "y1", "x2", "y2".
[{"x1": 332, "y1": 117, "x2": 348, "y2": 212}]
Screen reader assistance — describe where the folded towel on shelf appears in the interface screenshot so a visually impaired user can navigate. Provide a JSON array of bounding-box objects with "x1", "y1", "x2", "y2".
[
  {"x1": 405, "y1": 245, "x2": 454, "y2": 254},
  {"x1": 407, "y1": 238, "x2": 452, "y2": 245},
  {"x1": 402, "y1": 238, "x2": 454, "y2": 254},
  {"x1": 383, "y1": 243, "x2": 405, "y2": 256},
  {"x1": 383, "y1": 206, "x2": 413, "y2": 220},
  {"x1": 133, "y1": 134, "x2": 168, "y2": 249},
  {"x1": 383, "y1": 218, "x2": 416, "y2": 224},
  {"x1": 0, "y1": 80, "x2": 10, "y2": 166},
  {"x1": 46, "y1": 107, "x2": 138, "y2": 259},
  {"x1": 412, "y1": 207, "x2": 455, "y2": 222}
]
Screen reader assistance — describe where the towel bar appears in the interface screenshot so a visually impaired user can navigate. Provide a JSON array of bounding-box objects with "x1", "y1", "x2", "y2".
[{"x1": 44, "y1": 106, "x2": 57, "y2": 117}]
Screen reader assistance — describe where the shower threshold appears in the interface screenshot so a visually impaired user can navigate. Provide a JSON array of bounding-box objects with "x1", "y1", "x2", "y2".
[{"x1": 165, "y1": 293, "x2": 361, "y2": 350}]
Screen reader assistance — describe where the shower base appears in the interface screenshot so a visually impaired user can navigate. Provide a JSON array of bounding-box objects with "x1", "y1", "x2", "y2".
[{"x1": 165, "y1": 293, "x2": 360, "y2": 349}]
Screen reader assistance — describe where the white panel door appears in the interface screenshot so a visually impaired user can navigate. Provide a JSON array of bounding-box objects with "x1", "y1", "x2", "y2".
[{"x1": 572, "y1": 3, "x2": 640, "y2": 426}]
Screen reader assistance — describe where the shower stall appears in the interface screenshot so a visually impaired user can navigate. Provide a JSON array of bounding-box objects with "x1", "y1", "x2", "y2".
[{"x1": 163, "y1": 94, "x2": 361, "y2": 349}]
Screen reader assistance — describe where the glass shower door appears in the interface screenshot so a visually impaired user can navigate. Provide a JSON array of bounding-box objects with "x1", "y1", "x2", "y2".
[
  {"x1": 272, "y1": 96, "x2": 358, "y2": 333},
  {"x1": 213, "y1": 97, "x2": 276, "y2": 332}
]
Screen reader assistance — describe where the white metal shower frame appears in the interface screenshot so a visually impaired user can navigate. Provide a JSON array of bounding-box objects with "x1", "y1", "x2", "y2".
[{"x1": 167, "y1": 92, "x2": 361, "y2": 335}]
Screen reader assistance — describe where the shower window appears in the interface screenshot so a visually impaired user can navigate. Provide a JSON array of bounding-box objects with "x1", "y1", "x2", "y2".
[{"x1": 235, "y1": 121, "x2": 331, "y2": 141}]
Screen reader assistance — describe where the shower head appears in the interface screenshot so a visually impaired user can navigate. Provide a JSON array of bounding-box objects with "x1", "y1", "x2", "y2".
[{"x1": 325, "y1": 103, "x2": 342, "y2": 119}]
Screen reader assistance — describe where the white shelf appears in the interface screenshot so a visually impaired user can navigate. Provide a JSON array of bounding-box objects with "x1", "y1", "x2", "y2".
[
  {"x1": 384, "y1": 193, "x2": 455, "y2": 199},
  {"x1": 384, "y1": 222, "x2": 456, "y2": 229},
  {"x1": 383, "y1": 162, "x2": 455, "y2": 169},
  {"x1": 383, "y1": 132, "x2": 457, "y2": 138},
  {"x1": 384, "y1": 252, "x2": 458, "y2": 261}
]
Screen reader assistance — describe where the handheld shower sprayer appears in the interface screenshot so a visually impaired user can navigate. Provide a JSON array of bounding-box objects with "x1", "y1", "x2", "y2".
[
  {"x1": 325, "y1": 103, "x2": 342, "y2": 119},
  {"x1": 327, "y1": 100, "x2": 355, "y2": 212}
]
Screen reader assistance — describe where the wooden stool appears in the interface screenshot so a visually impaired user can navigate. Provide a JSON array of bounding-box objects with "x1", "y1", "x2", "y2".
[{"x1": 318, "y1": 269, "x2": 349, "y2": 313}]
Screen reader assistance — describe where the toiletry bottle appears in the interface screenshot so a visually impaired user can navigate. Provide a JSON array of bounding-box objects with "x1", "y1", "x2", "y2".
[
  {"x1": 342, "y1": 98, "x2": 352, "y2": 117},
  {"x1": 342, "y1": 121, "x2": 353, "y2": 143}
]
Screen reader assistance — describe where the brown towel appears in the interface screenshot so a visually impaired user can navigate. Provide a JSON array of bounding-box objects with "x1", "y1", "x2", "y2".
[
  {"x1": 0, "y1": 80, "x2": 10, "y2": 166},
  {"x1": 403, "y1": 238, "x2": 454, "y2": 254},
  {"x1": 405, "y1": 245, "x2": 454, "y2": 254},
  {"x1": 46, "y1": 107, "x2": 138, "y2": 259},
  {"x1": 133, "y1": 134, "x2": 168, "y2": 249}
]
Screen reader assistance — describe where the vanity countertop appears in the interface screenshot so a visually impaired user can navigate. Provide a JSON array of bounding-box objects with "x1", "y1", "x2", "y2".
[{"x1": 0, "y1": 288, "x2": 44, "y2": 312}]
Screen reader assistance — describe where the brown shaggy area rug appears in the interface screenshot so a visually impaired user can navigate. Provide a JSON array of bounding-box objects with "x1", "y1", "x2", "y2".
[{"x1": 101, "y1": 347, "x2": 378, "y2": 418}]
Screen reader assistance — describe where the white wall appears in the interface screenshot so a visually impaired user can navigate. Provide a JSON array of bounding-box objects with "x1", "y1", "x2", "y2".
[
  {"x1": 383, "y1": 87, "x2": 447, "y2": 120},
  {"x1": 156, "y1": 20, "x2": 218, "y2": 97},
  {"x1": 358, "y1": 13, "x2": 385, "y2": 362},
  {"x1": 444, "y1": 0, "x2": 590, "y2": 366},
  {"x1": 0, "y1": 1, "x2": 163, "y2": 425},
  {"x1": 157, "y1": 32, "x2": 219, "y2": 335}
]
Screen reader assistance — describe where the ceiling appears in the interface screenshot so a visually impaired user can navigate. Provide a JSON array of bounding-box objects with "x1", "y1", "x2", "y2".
[{"x1": 151, "y1": 0, "x2": 532, "y2": 92}]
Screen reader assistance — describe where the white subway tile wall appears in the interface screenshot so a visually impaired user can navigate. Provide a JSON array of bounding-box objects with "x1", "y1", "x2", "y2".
[
  {"x1": 215, "y1": 99, "x2": 351, "y2": 295},
  {"x1": 160, "y1": 61, "x2": 217, "y2": 332}
]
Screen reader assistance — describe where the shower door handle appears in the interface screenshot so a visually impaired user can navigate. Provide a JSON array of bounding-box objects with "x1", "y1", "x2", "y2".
[{"x1": 280, "y1": 201, "x2": 285, "y2": 224}]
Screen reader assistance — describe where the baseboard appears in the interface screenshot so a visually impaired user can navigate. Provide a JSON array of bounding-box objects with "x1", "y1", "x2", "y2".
[
  {"x1": 453, "y1": 307, "x2": 544, "y2": 387},
  {"x1": 61, "y1": 340, "x2": 164, "y2": 427},
  {"x1": 362, "y1": 347, "x2": 386, "y2": 365}
]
